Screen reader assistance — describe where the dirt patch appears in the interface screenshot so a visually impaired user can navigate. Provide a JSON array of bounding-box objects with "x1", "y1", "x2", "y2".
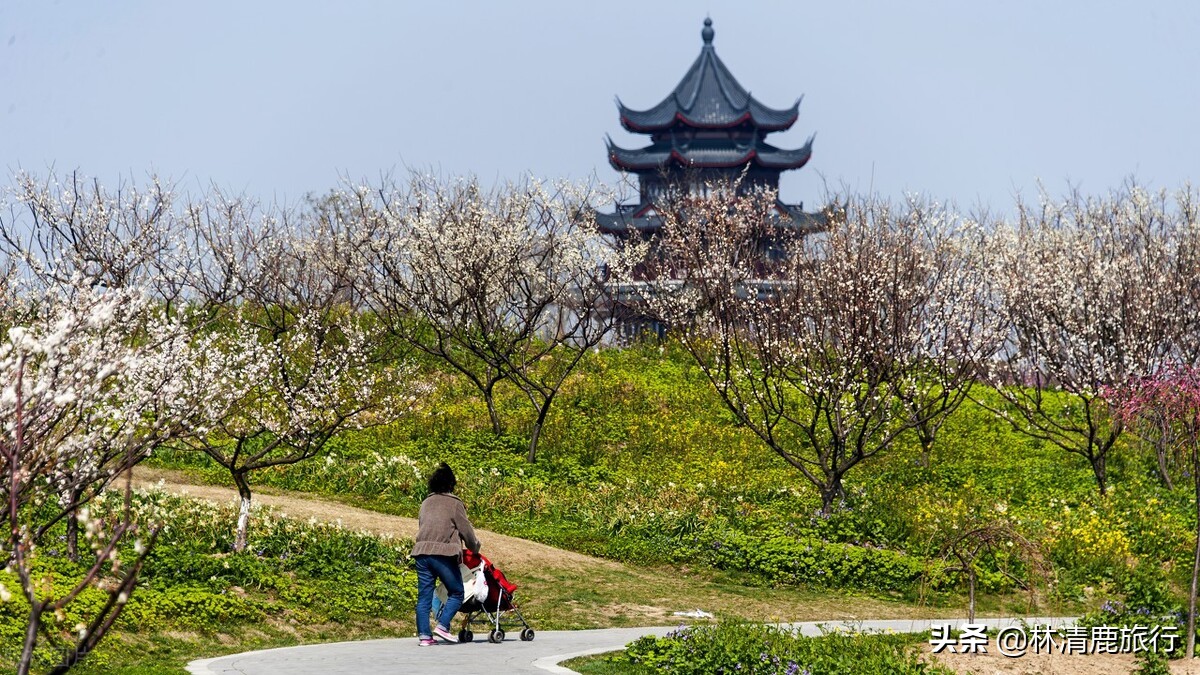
[
  {"x1": 131, "y1": 466, "x2": 623, "y2": 579},
  {"x1": 595, "y1": 603, "x2": 675, "y2": 623},
  {"x1": 926, "y1": 645, "x2": 1200, "y2": 674}
]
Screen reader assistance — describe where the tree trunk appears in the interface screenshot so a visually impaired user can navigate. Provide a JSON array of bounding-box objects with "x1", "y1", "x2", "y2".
[
  {"x1": 66, "y1": 506, "x2": 79, "y2": 563},
  {"x1": 1157, "y1": 445, "x2": 1175, "y2": 491},
  {"x1": 232, "y1": 471, "x2": 253, "y2": 553},
  {"x1": 485, "y1": 388, "x2": 503, "y2": 436},
  {"x1": 918, "y1": 430, "x2": 934, "y2": 469},
  {"x1": 17, "y1": 600, "x2": 42, "y2": 675},
  {"x1": 64, "y1": 486, "x2": 84, "y2": 562},
  {"x1": 526, "y1": 423, "x2": 541, "y2": 463},
  {"x1": 1188, "y1": 446, "x2": 1200, "y2": 659},
  {"x1": 968, "y1": 570, "x2": 977, "y2": 623},
  {"x1": 819, "y1": 476, "x2": 846, "y2": 516},
  {"x1": 525, "y1": 398, "x2": 554, "y2": 463},
  {"x1": 1090, "y1": 452, "x2": 1108, "y2": 496}
]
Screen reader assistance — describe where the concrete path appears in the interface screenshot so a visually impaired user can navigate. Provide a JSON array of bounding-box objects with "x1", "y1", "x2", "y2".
[{"x1": 187, "y1": 617, "x2": 1075, "y2": 675}]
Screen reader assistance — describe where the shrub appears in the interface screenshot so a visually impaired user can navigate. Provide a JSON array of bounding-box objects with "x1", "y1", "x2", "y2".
[
  {"x1": 1079, "y1": 563, "x2": 1183, "y2": 633},
  {"x1": 619, "y1": 622, "x2": 951, "y2": 675},
  {"x1": 703, "y1": 530, "x2": 937, "y2": 595}
]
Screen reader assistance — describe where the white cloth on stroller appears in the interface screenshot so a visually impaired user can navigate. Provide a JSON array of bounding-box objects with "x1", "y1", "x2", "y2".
[{"x1": 435, "y1": 559, "x2": 488, "y2": 606}]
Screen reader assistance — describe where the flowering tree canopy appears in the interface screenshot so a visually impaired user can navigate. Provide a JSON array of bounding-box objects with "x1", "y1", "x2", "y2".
[
  {"x1": 0, "y1": 171, "x2": 184, "y2": 303},
  {"x1": 0, "y1": 172, "x2": 430, "y2": 670},
  {"x1": 625, "y1": 186, "x2": 984, "y2": 513},
  {"x1": 1108, "y1": 365, "x2": 1200, "y2": 657},
  {"x1": 165, "y1": 201, "x2": 424, "y2": 551},
  {"x1": 354, "y1": 175, "x2": 615, "y2": 461},
  {"x1": 0, "y1": 286, "x2": 210, "y2": 674},
  {"x1": 984, "y1": 186, "x2": 1196, "y2": 494}
]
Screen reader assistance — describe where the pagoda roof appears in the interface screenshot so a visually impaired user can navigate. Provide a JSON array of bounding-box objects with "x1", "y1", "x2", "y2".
[
  {"x1": 607, "y1": 135, "x2": 814, "y2": 172},
  {"x1": 617, "y1": 18, "x2": 801, "y2": 133}
]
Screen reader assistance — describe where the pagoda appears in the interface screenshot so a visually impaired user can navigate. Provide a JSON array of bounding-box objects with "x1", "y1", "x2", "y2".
[
  {"x1": 597, "y1": 17, "x2": 820, "y2": 238},
  {"x1": 598, "y1": 18, "x2": 821, "y2": 339}
]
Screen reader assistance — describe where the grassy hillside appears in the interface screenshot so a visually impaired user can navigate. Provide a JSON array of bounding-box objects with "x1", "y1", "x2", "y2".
[
  {"x1": 155, "y1": 341, "x2": 1193, "y2": 605},
  {"x1": 5, "y1": 341, "x2": 1191, "y2": 673}
]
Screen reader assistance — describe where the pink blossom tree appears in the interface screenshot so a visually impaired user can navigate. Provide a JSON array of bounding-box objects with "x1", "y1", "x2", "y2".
[{"x1": 1109, "y1": 365, "x2": 1200, "y2": 657}]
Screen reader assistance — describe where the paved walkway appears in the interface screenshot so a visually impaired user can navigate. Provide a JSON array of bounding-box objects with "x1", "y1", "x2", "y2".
[{"x1": 187, "y1": 617, "x2": 1075, "y2": 675}]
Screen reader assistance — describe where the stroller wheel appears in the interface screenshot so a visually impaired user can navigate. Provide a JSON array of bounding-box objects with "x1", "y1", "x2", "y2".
[
  {"x1": 488, "y1": 629, "x2": 503, "y2": 643},
  {"x1": 458, "y1": 629, "x2": 474, "y2": 643},
  {"x1": 520, "y1": 628, "x2": 535, "y2": 641}
]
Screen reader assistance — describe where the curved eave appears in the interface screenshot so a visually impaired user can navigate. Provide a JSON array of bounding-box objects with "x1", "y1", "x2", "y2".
[
  {"x1": 774, "y1": 201, "x2": 827, "y2": 234},
  {"x1": 607, "y1": 138, "x2": 814, "y2": 173},
  {"x1": 756, "y1": 140, "x2": 814, "y2": 170},
  {"x1": 618, "y1": 101, "x2": 800, "y2": 133}
]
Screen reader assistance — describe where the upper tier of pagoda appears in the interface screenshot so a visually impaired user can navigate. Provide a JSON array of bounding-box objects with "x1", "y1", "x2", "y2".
[
  {"x1": 616, "y1": 19, "x2": 801, "y2": 134},
  {"x1": 606, "y1": 18, "x2": 814, "y2": 175},
  {"x1": 598, "y1": 18, "x2": 819, "y2": 236}
]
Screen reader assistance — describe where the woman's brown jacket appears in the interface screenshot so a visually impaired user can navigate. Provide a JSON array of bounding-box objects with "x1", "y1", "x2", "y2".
[{"x1": 411, "y1": 492, "x2": 481, "y2": 558}]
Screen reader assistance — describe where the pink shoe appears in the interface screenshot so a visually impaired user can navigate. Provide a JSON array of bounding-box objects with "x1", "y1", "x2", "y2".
[
  {"x1": 433, "y1": 625, "x2": 459, "y2": 643},
  {"x1": 418, "y1": 637, "x2": 437, "y2": 647}
]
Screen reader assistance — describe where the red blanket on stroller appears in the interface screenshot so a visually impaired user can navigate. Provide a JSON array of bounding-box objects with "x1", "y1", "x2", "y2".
[{"x1": 463, "y1": 549, "x2": 517, "y2": 607}]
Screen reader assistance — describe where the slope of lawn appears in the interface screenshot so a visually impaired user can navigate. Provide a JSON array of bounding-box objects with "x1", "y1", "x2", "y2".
[
  {"x1": 152, "y1": 342, "x2": 1192, "y2": 611},
  {"x1": 6, "y1": 342, "x2": 1191, "y2": 673}
]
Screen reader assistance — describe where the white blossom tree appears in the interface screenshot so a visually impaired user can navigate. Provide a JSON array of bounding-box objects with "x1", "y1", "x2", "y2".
[
  {"x1": 1171, "y1": 188, "x2": 1200, "y2": 370},
  {"x1": 355, "y1": 175, "x2": 614, "y2": 461},
  {"x1": 983, "y1": 186, "x2": 1190, "y2": 494},
  {"x1": 0, "y1": 172, "x2": 194, "y2": 563},
  {"x1": 894, "y1": 206, "x2": 1007, "y2": 467},
  {"x1": 168, "y1": 205, "x2": 423, "y2": 551},
  {"x1": 0, "y1": 171, "x2": 184, "y2": 305},
  {"x1": 0, "y1": 286, "x2": 215, "y2": 675},
  {"x1": 0, "y1": 173, "x2": 240, "y2": 562},
  {"x1": 624, "y1": 185, "x2": 983, "y2": 513},
  {"x1": 1, "y1": 171, "x2": 423, "y2": 556}
]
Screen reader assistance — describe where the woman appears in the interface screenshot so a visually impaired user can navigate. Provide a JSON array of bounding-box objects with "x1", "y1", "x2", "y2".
[{"x1": 412, "y1": 462, "x2": 481, "y2": 645}]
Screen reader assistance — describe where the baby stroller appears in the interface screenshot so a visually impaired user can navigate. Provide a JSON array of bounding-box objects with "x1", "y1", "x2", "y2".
[{"x1": 437, "y1": 549, "x2": 534, "y2": 643}]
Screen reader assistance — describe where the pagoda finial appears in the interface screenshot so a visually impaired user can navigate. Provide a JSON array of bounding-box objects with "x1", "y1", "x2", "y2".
[{"x1": 701, "y1": 17, "x2": 714, "y2": 45}]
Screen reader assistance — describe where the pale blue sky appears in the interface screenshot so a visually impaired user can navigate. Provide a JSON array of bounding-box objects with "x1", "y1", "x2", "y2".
[{"x1": 2, "y1": 1, "x2": 1197, "y2": 212}]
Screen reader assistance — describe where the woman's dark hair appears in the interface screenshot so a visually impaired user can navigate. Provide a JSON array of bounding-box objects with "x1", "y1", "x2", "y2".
[{"x1": 428, "y1": 462, "x2": 457, "y2": 494}]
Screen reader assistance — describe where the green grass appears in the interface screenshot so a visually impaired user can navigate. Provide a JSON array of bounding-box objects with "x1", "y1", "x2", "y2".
[
  {"x1": 0, "y1": 491, "x2": 418, "y2": 674},
  {"x1": 64, "y1": 620, "x2": 419, "y2": 675},
  {"x1": 564, "y1": 651, "x2": 656, "y2": 675},
  {"x1": 0, "y1": 480, "x2": 1061, "y2": 674},
  {"x1": 145, "y1": 344, "x2": 1190, "y2": 602},
  {"x1": 9, "y1": 341, "x2": 1192, "y2": 672}
]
